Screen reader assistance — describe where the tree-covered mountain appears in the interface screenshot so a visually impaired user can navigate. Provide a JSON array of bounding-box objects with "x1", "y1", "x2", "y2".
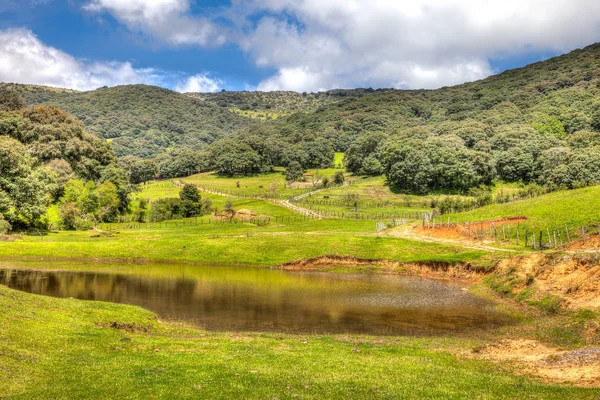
[
  {"x1": 4, "y1": 42, "x2": 600, "y2": 194},
  {"x1": 234, "y1": 42, "x2": 600, "y2": 193},
  {"x1": 0, "y1": 84, "x2": 254, "y2": 158}
]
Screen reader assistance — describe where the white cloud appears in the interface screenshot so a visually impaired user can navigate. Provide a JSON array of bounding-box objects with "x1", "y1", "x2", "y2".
[
  {"x1": 0, "y1": 28, "x2": 220, "y2": 91},
  {"x1": 83, "y1": 0, "x2": 226, "y2": 46},
  {"x1": 175, "y1": 74, "x2": 223, "y2": 93},
  {"x1": 235, "y1": 0, "x2": 600, "y2": 91},
  {"x1": 10, "y1": 1, "x2": 600, "y2": 93}
]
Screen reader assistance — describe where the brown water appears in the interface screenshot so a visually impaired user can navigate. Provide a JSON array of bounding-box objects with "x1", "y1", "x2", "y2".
[{"x1": 0, "y1": 263, "x2": 510, "y2": 335}]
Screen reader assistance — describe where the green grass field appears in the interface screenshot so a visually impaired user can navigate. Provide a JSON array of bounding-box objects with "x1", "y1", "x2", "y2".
[
  {"x1": 2, "y1": 284, "x2": 598, "y2": 399},
  {"x1": 446, "y1": 185, "x2": 600, "y2": 236},
  {"x1": 178, "y1": 168, "x2": 344, "y2": 199},
  {"x1": 0, "y1": 217, "x2": 487, "y2": 266},
  {"x1": 3, "y1": 172, "x2": 600, "y2": 398}
]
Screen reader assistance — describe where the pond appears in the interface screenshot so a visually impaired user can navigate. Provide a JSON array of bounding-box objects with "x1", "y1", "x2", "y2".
[{"x1": 0, "y1": 261, "x2": 510, "y2": 335}]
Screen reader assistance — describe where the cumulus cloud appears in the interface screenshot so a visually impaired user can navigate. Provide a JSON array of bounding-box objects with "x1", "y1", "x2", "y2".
[
  {"x1": 175, "y1": 74, "x2": 223, "y2": 93},
  {"x1": 236, "y1": 0, "x2": 600, "y2": 91},
  {"x1": 0, "y1": 28, "x2": 211, "y2": 91},
  {"x1": 10, "y1": 1, "x2": 600, "y2": 92},
  {"x1": 83, "y1": 0, "x2": 226, "y2": 46}
]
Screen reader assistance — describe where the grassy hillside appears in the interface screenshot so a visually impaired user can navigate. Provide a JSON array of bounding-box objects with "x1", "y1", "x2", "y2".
[
  {"x1": 448, "y1": 186, "x2": 600, "y2": 233},
  {"x1": 0, "y1": 84, "x2": 254, "y2": 158}
]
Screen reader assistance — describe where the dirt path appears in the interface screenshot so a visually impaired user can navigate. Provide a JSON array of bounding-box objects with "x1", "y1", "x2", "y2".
[
  {"x1": 273, "y1": 200, "x2": 325, "y2": 219},
  {"x1": 195, "y1": 185, "x2": 327, "y2": 219},
  {"x1": 384, "y1": 226, "x2": 517, "y2": 253}
]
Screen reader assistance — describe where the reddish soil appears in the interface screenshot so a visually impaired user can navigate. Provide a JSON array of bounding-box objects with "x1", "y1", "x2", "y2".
[
  {"x1": 566, "y1": 232, "x2": 600, "y2": 251},
  {"x1": 416, "y1": 217, "x2": 527, "y2": 241},
  {"x1": 497, "y1": 254, "x2": 600, "y2": 310},
  {"x1": 468, "y1": 339, "x2": 600, "y2": 387}
]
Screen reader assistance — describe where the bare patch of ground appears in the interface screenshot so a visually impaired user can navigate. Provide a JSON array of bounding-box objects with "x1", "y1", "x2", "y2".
[
  {"x1": 288, "y1": 181, "x2": 320, "y2": 189},
  {"x1": 278, "y1": 256, "x2": 491, "y2": 281},
  {"x1": 566, "y1": 232, "x2": 600, "y2": 251},
  {"x1": 0, "y1": 234, "x2": 23, "y2": 242},
  {"x1": 496, "y1": 254, "x2": 600, "y2": 310},
  {"x1": 385, "y1": 226, "x2": 515, "y2": 252},
  {"x1": 468, "y1": 339, "x2": 600, "y2": 387},
  {"x1": 415, "y1": 217, "x2": 527, "y2": 241}
]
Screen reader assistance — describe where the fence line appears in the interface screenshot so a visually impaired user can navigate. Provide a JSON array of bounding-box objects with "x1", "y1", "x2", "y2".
[{"x1": 421, "y1": 215, "x2": 600, "y2": 250}]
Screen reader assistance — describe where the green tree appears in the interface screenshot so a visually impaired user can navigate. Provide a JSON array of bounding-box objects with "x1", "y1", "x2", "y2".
[
  {"x1": 285, "y1": 161, "x2": 304, "y2": 182},
  {"x1": 179, "y1": 184, "x2": 201, "y2": 203},
  {"x1": 223, "y1": 200, "x2": 235, "y2": 215},
  {"x1": 96, "y1": 182, "x2": 120, "y2": 222},
  {"x1": 0, "y1": 136, "x2": 51, "y2": 227},
  {"x1": 129, "y1": 159, "x2": 158, "y2": 184},
  {"x1": 0, "y1": 89, "x2": 24, "y2": 111},
  {"x1": 0, "y1": 215, "x2": 11, "y2": 234},
  {"x1": 360, "y1": 156, "x2": 383, "y2": 176}
]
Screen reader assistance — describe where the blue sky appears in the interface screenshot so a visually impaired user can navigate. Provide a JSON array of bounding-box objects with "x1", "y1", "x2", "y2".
[{"x1": 0, "y1": 0, "x2": 599, "y2": 92}]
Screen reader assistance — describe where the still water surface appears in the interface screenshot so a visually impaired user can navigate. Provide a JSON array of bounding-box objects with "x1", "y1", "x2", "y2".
[{"x1": 0, "y1": 262, "x2": 510, "y2": 335}]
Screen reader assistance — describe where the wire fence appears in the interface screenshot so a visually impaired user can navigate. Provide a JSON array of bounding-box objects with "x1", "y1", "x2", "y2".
[{"x1": 421, "y1": 215, "x2": 600, "y2": 250}]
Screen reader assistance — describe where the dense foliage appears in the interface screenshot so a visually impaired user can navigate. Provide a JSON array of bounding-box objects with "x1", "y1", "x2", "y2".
[
  {"x1": 147, "y1": 184, "x2": 212, "y2": 222},
  {"x1": 189, "y1": 89, "x2": 371, "y2": 114},
  {"x1": 1, "y1": 84, "x2": 253, "y2": 158},
  {"x1": 0, "y1": 92, "x2": 131, "y2": 230},
  {"x1": 243, "y1": 43, "x2": 600, "y2": 192}
]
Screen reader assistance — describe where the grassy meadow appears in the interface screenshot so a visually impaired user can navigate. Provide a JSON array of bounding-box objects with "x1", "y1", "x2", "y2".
[
  {"x1": 444, "y1": 185, "x2": 600, "y2": 238},
  {"x1": 3, "y1": 284, "x2": 599, "y2": 399},
  {"x1": 2, "y1": 171, "x2": 600, "y2": 399}
]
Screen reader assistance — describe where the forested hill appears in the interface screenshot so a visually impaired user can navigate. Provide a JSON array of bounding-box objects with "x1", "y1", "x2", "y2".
[
  {"x1": 0, "y1": 84, "x2": 254, "y2": 158},
  {"x1": 257, "y1": 42, "x2": 600, "y2": 150},
  {"x1": 229, "y1": 42, "x2": 600, "y2": 193},
  {"x1": 187, "y1": 89, "x2": 374, "y2": 118},
  {"x1": 3, "y1": 42, "x2": 600, "y2": 194}
]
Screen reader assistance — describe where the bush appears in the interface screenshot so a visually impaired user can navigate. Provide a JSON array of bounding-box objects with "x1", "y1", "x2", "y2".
[
  {"x1": 333, "y1": 171, "x2": 345, "y2": 185},
  {"x1": 0, "y1": 217, "x2": 11, "y2": 234}
]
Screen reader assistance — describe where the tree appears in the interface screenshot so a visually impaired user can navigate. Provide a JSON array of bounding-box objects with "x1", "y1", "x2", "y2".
[
  {"x1": 158, "y1": 150, "x2": 210, "y2": 179},
  {"x1": 0, "y1": 136, "x2": 51, "y2": 227},
  {"x1": 344, "y1": 132, "x2": 388, "y2": 174},
  {"x1": 129, "y1": 159, "x2": 158, "y2": 184},
  {"x1": 333, "y1": 171, "x2": 345, "y2": 185},
  {"x1": 360, "y1": 156, "x2": 383, "y2": 176},
  {"x1": 0, "y1": 215, "x2": 11, "y2": 234},
  {"x1": 179, "y1": 184, "x2": 201, "y2": 203},
  {"x1": 44, "y1": 159, "x2": 75, "y2": 199},
  {"x1": 179, "y1": 184, "x2": 203, "y2": 218},
  {"x1": 0, "y1": 89, "x2": 24, "y2": 111},
  {"x1": 210, "y1": 140, "x2": 263, "y2": 176},
  {"x1": 223, "y1": 200, "x2": 235, "y2": 216},
  {"x1": 135, "y1": 198, "x2": 149, "y2": 223},
  {"x1": 96, "y1": 182, "x2": 120, "y2": 222},
  {"x1": 285, "y1": 161, "x2": 304, "y2": 182}
]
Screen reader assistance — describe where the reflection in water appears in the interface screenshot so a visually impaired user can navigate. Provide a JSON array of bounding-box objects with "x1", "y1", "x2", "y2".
[{"x1": 0, "y1": 266, "x2": 510, "y2": 335}]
